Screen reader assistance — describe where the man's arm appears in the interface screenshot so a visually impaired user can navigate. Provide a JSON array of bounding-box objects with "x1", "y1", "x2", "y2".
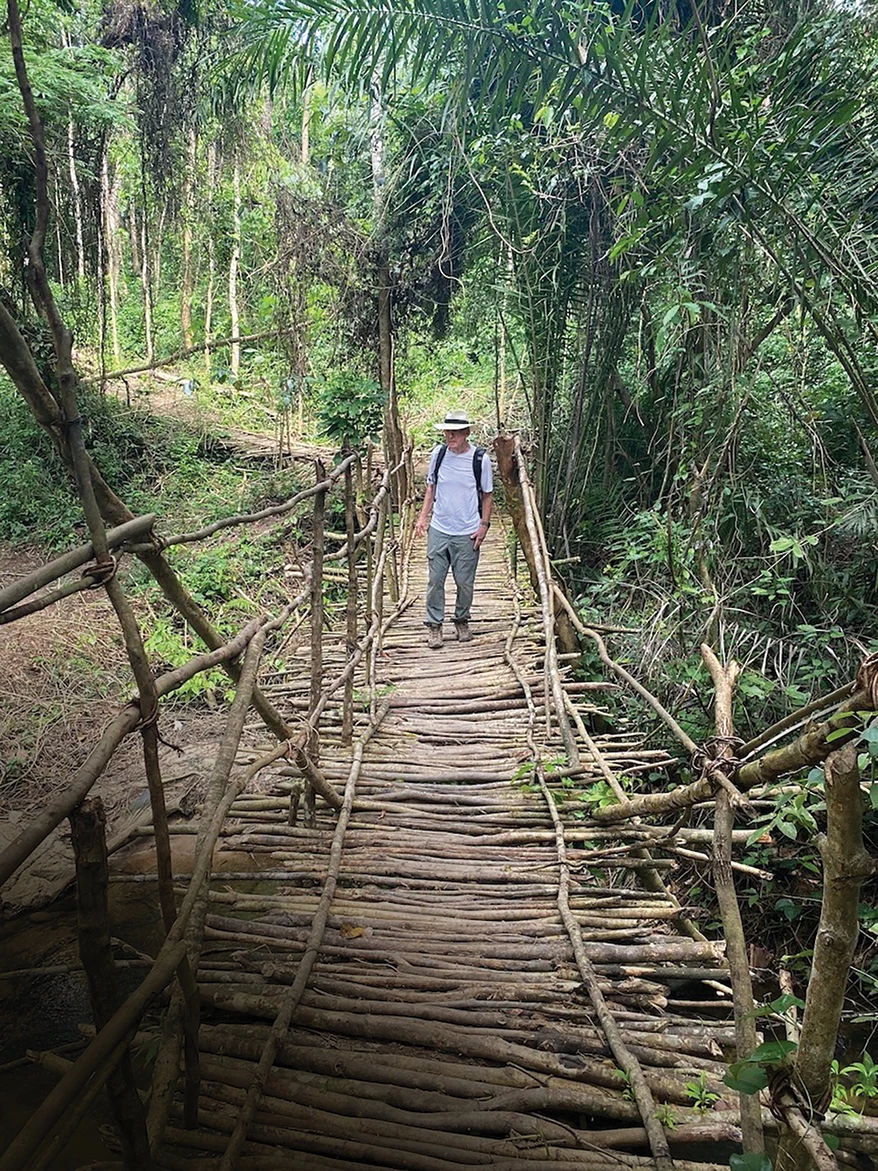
[
  {"x1": 415, "y1": 482, "x2": 435, "y2": 538},
  {"x1": 472, "y1": 491, "x2": 493, "y2": 549}
]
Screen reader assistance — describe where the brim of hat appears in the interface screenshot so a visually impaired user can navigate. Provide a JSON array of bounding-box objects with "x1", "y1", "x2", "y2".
[{"x1": 435, "y1": 421, "x2": 471, "y2": 429}]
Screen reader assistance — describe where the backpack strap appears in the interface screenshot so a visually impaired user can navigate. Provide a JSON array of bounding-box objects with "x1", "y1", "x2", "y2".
[
  {"x1": 473, "y1": 447, "x2": 485, "y2": 512},
  {"x1": 431, "y1": 444, "x2": 448, "y2": 497},
  {"x1": 432, "y1": 443, "x2": 485, "y2": 511}
]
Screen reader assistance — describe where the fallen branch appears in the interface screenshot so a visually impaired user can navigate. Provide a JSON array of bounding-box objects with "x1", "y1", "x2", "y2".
[
  {"x1": 591, "y1": 683, "x2": 872, "y2": 825},
  {"x1": 82, "y1": 329, "x2": 294, "y2": 384}
]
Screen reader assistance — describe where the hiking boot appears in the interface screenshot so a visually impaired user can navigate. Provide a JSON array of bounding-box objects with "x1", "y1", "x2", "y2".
[
  {"x1": 427, "y1": 624, "x2": 443, "y2": 649},
  {"x1": 454, "y1": 621, "x2": 472, "y2": 643}
]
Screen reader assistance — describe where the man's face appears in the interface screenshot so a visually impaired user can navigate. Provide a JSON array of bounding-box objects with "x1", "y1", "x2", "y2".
[{"x1": 444, "y1": 427, "x2": 470, "y2": 452}]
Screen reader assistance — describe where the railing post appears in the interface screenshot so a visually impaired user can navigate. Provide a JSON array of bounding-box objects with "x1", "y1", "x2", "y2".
[
  {"x1": 309, "y1": 460, "x2": 326, "y2": 758},
  {"x1": 71, "y1": 798, "x2": 152, "y2": 1170},
  {"x1": 342, "y1": 455, "x2": 358, "y2": 746}
]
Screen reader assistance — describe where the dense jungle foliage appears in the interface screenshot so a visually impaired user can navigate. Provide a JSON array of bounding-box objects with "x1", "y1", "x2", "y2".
[
  {"x1": 1, "y1": 0, "x2": 877, "y2": 1005},
  {"x1": 2, "y1": 0, "x2": 875, "y2": 724}
]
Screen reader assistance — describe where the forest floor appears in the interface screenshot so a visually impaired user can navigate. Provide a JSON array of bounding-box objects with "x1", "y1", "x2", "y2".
[{"x1": 0, "y1": 539, "x2": 232, "y2": 910}]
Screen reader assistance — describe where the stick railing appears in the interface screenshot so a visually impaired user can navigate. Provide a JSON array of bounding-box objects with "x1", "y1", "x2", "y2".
[
  {"x1": 0, "y1": 439, "x2": 414, "y2": 1167},
  {"x1": 498, "y1": 512, "x2": 675, "y2": 1170}
]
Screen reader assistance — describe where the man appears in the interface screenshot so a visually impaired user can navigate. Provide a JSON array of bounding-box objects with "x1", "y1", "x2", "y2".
[{"x1": 414, "y1": 410, "x2": 494, "y2": 648}]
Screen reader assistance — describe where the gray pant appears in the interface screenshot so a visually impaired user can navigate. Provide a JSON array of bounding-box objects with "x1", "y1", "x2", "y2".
[{"x1": 425, "y1": 527, "x2": 480, "y2": 626}]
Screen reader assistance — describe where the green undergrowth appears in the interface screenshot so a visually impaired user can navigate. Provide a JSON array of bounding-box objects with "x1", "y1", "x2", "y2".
[
  {"x1": 0, "y1": 378, "x2": 343, "y2": 710},
  {"x1": 0, "y1": 379, "x2": 313, "y2": 548}
]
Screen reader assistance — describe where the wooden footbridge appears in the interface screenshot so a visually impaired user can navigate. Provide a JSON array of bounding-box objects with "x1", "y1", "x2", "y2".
[
  {"x1": 1, "y1": 440, "x2": 875, "y2": 1171},
  {"x1": 175, "y1": 537, "x2": 734, "y2": 1171}
]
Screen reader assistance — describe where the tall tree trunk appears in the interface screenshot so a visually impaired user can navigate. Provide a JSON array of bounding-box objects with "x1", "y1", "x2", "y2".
[
  {"x1": 204, "y1": 142, "x2": 216, "y2": 380},
  {"x1": 101, "y1": 154, "x2": 122, "y2": 364},
  {"x1": 153, "y1": 198, "x2": 167, "y2": 296},
  {"x1": 229, "y1": 156, "x2": 242, "y2": 378},
  {"x1": 66, "y1": 112, "x2": 85, "y2": 282},
  {"x1": 140, "y1": 213, "x2": 154, "y2": 365},
  {"x1": 128, "y1": 205, "x2": 140, "y2": 279},
  {"x1": 370, "y1": 86, "x2": 404, "y2": 500},
  {"x1": 54, "y1": 175, "x2": 65, "y2": 288},
  {"x1": 180, "y1": 127, "x2": 196, "y2": 350},
  {"x1": 96, "y1": 187, "x2": 107, "y2": 372}
]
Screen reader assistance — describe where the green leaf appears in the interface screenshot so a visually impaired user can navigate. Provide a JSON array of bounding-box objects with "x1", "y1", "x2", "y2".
[
  {"x1": 870, "y1": 785, "x2": 878, "y2": 810},
  {"x1": 729, "y1": 1154, "x2": 773, "y2": 1171},
  {"x1": 748, "y1": 1039, "x2": 798, "y2": 1063},
  {"x1": 724, "y1": 1064, "x2": 769, "y2": 1095},
  {"x1": 825, "y1": 726, "x2": 852, "y2": 743},
  {"x1": 749, "y1": 993, "x2": 806, "y2": 1018}
]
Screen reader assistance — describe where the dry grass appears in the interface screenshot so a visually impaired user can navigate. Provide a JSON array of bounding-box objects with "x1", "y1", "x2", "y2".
[{"x1": 0, "y1": 545, "x2": 132, "y2": 814}]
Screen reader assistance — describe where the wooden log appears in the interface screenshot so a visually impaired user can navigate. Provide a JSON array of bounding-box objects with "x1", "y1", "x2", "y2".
[{"x1": 69, "y1": 799, "x2": 152, "y2": 1170}]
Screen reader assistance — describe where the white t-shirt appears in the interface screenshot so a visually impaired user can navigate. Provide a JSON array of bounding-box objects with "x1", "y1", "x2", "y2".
[{"x1": 426, "y1": 443, "x2": 493, "y2": 536}]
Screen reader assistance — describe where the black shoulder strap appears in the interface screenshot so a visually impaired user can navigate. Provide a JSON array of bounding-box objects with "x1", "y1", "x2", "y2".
[
  {"x1": 432, "y1": 443, "x2": 448, "y2": 496},
  {"x1": 473, "y1": 447, "x2": 485, "y2": 511},
  {"x1": 433, "y1": 443, "x2": 484, "y2": 508}
]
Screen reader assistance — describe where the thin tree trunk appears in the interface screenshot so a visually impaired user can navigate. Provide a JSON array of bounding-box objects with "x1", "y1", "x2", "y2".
[
  {"x1": 128, "y1": 205, "x2": 140, "y2": 279},
  {"x1": 229, "y1": 156, "x2": 242, "y2": 377},
  {"x1": 701, "y1": 645, "x2": 764, "y2": 1156},
  {"x1": 153, "y1": 199, "x2": 167, "y2": 297},
  {"x1": 775, "y1": 741, "x2": 873, "y2": 1171},
  {"x1": 101, "y1": 154, "x2": 122, "y2": 364},
  {"x1": 54, "y1": 175, "x2": 65, "y2": 287},
  {"x1": 180, "y1": 128, "x2": 196, "y2": 350},
  {"x1": 370, "y1": 84, "x2": 405, "y2": 502},
  {"x1": 140, "y1": 213, "x2": 154, "y2": 365},
  {"x1": 204, "y1": 143, "x2": 216, "y2": 381},
  {"x1": 301, "y1": 74, "x2": 312, "y2": 166},
  {"x1": 66, "y1": 113, "x2": 85, "y2": 282}
]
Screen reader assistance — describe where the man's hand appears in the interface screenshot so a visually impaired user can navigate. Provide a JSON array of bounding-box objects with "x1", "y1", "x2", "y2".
[
  {"x1": 415, "y1": 515, "x2": 429, "y2": 539},
  {"x1": 472, "y1": 522, "x2": 489, "y2": 550}
]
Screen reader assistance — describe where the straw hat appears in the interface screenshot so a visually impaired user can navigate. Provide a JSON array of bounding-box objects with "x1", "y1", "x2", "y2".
[{"x1": 434, "y1": 410, "x2": 471, "y2": 430}]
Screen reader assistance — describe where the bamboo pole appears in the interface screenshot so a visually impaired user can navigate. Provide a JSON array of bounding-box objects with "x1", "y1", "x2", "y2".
[
  {"x1": 512, "y1": 436, "x2": 578, "y2": 763},
  {"x1": 701, "y1": 645, "x2": 764, "y2": 1156},
  {"x1": 536, "y1": 769, "x2": 675, "y2": 1169}
]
